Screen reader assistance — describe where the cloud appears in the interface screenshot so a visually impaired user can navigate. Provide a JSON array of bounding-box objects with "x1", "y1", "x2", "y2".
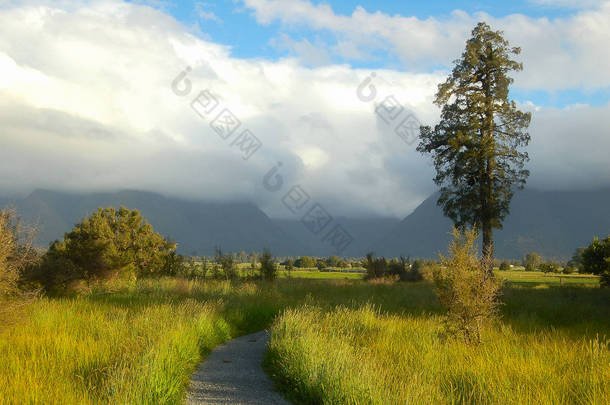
[
  {"x1": 241, "y1": 0, "x2": 610, "y2": 90},
  {"x1": 195, "y1": 2, "x2": 221, "y2": 23},
  {"x1": 0, "y1": 0, "x2": 608, "y2": 220}
]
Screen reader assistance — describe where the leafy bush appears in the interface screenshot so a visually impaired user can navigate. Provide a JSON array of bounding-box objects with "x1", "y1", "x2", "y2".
[
  {"x1": 433, "y1": 228, "x2": 502, "y2": 344},
  {"x1": 539, "y1": 262, "x2": 560, "y2": 274},
  {"x1": 562, "y1": 265, "x2": 575, "y2": 274},
  {"x1": 214, "y1": 247, "x2": 238, "y2": 281},
  {"x1": 260, "y1": 248, "x2": 277, "y2": 281},
  {"x1": 364, "y1": 253, "x2": 387, "y2": 279},
  {"x1": 36, "y1": 207, "x2": 175, "y2": 292},
  {"x1": 581, "y1": 236, "x2": 610, "y2": 287},
  {"x1": 499, "y1": 261, "x2": 511, "y2": 271},
  {"x1": 295, "y1": 256, "x2": 315, "y2": 268}
]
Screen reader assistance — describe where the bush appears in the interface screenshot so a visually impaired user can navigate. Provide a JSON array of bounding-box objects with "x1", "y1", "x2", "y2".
[
  {"x1": 499, "y1": 261, "x2": 511, "y2": 271},
  {"x1": 295, "y1": 256, "x2": 315, "y2": 268},
  {"x1": 581, "y1": 236, "x2": 610, "y2": 287},
  {"x1": 539, "y1": 262, "x2": 560, "y2": 274},
  {"x1": 260, "y1": 248, "x2": 277, "y2": 281},
  {"x1": 0, "y1": 208, "x2": 39, "y2": 324},
  {"x1": 433, "y1": 228, "x2": 502, "y2": 344},
  {"x1": 364, "y1": 253, "x2": 387, "y2": 279},
  {"x1": 37, "y1": 207, "x2": 175, "y2": 292},
  {"x1": 562, "y1": 265, "x2": 575, "y2": 274},
  {"x1": 214, "y1": 247, "x2": 238, "y2": 281}
]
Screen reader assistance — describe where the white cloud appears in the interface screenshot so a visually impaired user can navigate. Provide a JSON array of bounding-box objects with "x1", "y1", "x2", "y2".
[
  {"x1": 0, "y1": 0, "x2": 608, "y2": 220},
  {"x1": 242, "y1": 0, "x2": 610, "y2": 90},
  {"x1": 195, "y1": 2, "x2": 220, "y2": 23}
]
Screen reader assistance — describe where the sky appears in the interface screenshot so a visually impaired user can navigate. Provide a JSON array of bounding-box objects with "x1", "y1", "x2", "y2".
[{"x1": 0, "y1": 0, "x2": 609, "y2": 218}]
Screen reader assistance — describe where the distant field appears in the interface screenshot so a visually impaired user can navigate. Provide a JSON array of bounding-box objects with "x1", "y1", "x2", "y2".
[
  {"x1": 279, "y1": 270, "x2": 365, "y2": 280},
  {"x1": 498, "y1": 270, "x2": 600, "y2": 286}
]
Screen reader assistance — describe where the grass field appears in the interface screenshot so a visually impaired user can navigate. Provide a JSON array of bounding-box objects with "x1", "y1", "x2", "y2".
[{"x1": 0, "y1": 277, "x2": 608, "y2": 404}]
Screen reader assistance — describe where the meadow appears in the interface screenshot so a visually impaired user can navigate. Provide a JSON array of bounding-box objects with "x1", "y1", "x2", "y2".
[{"x1": 0, "y1": 276, "x2": 608, "y2": 405}]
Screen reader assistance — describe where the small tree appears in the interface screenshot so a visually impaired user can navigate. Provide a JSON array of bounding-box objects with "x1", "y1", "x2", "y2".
[
  {"x1": 38, "y1": 207, "x2": 175, "y2": 291},
  {"x1": 364, "y1": 253, "x2": 387, "y2": 280},
  {"x1": 286, "y1": 258, "x2": 294, "y2": 278},
  {"x1": 581, "y1": 236, "x2": 610, "y2": 287},
  {"x1": 523, "y1": 252, "x2": 541, "y2": 272},
  {"x1": 433, "y1": 227, "x2": 502, "y2": 344},
  {"x1": 296, "y1": 256, "x2": 315, "y2": 268},
  {"x1": 214, "y1": 247, "x2": 237, "y2": 281},
  {"x1": 260, "y1": 249, "x2": 277, "y2": 281},
  {"x1": 499, "y1": 261, "x2": 511, "y2": 271},
  {"x1": 539, "y1": 262, "x2": 559, "y2": 274}
]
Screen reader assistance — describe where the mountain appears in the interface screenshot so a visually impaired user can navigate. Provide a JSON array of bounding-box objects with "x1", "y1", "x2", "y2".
[
  {"x1": 2, "y1": 188, "x2": 608, "y2": 260},
  {"x1": 2, "y1": 189, "x2": 300, "y2": 256},
  {"x1": 372, "y1": 188, "x2": 610, "y2": 261}
]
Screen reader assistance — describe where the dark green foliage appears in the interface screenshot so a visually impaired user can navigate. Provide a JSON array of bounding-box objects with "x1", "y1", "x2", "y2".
[
  {"x1": 295, "y1": 256, "x2": 315, "y2": 268},
  {"x1": 568, "y1": 247, "x2": 586, "y2": 273},
  {"x1": 214, "y1": 247, "x2": 237, "y2": 281},
  {"x1": 417, "y1": 22, "x2": 531, "y2": 264},
  {"x1": 562, "y1": 265, "x2": 575, "y2": 275},
  {"x1": 364, "y1": 253, "x2": 387, "y2": 279},
  {"x1": 260, "y1": 248, "x2": 277, "y2": 281},
  {"x1": 499, "y1": 261, "x2": 511, "y2": 271},
  {"x1": 523, "y1": 252, "x2": 541, "y2": 272},
  {"x1": 37, "y1": 207, "x2": 175, "y2": 291},
  {"x1": 581, "y1": 236, "x2": 610, "y2": 287},
  {"x1": 316, "y1": 259, "x2": 327, "y2": 271},
  {"x1": 539, "y1": 262, "x2": 560, "y2": 274}
]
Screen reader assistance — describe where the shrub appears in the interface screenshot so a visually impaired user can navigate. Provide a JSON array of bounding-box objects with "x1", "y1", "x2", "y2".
[
  {"x1": 562, "y1": 265, "x2": 575, "y2": 274},
  {"x1": 433, "y1": 227, "x2": 502, "y2": 344},
  {"x1": 539, "y1": 262, "x2": 560, "y2": 274},
  {"x1": 364, "y1": 253, "x2": 387, "y2": 279},
  {"x1": 581, "y1": 236, "x2": 610, "y2": 287},
  {"x1": 37, "y1": 207, "x2": 175, "y2": 292},
  {"x1": 295, "y1": 256, "x2": 315, "y2": 268},
  {"x1": 260, "y1": 248, "x2": 277, "y2": 281},
  {"x1": 315, "y1": 259, "x2": 327, "y2": 271},
  {"x1": 499, "y1": 261, "x2": 511, "y2": 271},
  {"x1": 214, "y1": 247, "x2": 237, "y2": 281},
  {"x1": 0, "y1": 208, "x2": 39, "y2": 324}
]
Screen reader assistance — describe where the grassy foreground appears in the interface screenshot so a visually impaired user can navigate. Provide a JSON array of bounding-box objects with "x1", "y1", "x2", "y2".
[
  {"x1": 0, "y1": 278, "x2": 608, "y2": 404},
  {"x1": 265, "y1": 284, "x2": 610, "y2": 405}
]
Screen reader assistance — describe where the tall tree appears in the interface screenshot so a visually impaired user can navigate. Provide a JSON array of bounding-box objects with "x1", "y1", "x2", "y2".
[{"x1": 417, "y1": 22, "x2": 531, "y2": 269}]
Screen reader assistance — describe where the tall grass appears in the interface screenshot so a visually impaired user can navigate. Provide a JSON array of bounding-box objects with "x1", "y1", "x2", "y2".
[
  {"x1": 266, "y1": 304, "x2": 610, "y2": 404},
  {"x1": 1, "y1": 277, "x2": 608, "y2": 404},
  {"x1": 0, "y1": 279, "x2": 283, "y2": 405}
]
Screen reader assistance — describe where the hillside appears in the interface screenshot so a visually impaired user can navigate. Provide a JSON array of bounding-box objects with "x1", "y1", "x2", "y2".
[
  {"x1": 372, "y1": 188, "x2": 610, "y2": 260},
  {"x1": 2, "y1": 188, "x2": 608, "y2": 260}
]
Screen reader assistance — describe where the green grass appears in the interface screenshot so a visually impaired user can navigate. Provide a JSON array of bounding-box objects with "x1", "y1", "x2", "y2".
[
  {"x1": 280, "y1": 270, "x2": 365, "y2": 280},
  {"x1": 498, "y1": 270, "x2": 600, "y2": 286},
  {"x1": 1, "y1": 277, "x2": 609, "y2": 404},
  {"x1": 266, "y1": 283, "x2": 610, "y2": 404}
]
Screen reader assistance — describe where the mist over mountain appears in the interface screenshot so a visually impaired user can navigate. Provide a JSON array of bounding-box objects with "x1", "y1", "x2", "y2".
[
  {"x1": 1, "y1": 188, "x2": 608, "y2": 260},
  {"x1": 372, "y1": 188, "x2": 610, "y2": 261}
]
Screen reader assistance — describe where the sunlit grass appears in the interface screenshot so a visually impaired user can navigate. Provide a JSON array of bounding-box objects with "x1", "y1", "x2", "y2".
[
  {"x1": 1, "y1": 277, "x2": 608, "y2": 404},
  {"x1": 267, "y1": 303, "x2": 610, "y2": 404}
]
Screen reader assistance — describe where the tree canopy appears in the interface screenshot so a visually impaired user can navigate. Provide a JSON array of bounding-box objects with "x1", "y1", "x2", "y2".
[
  {"x1": 418, "y1": 22, "x2": 531, "y2": 265},
  {"x1": 39, "y1": 207, "x2": 175, "y2": 290}
]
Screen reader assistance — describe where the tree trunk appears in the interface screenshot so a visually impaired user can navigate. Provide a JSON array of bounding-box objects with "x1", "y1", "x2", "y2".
[{"x1": 481, "y1": 220, "x2": 494, "y2": 276}]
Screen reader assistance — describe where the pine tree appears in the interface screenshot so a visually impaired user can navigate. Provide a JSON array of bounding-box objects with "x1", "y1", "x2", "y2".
[{"x1": 418, "y1": 22, "x2": 531, "y2": 271}]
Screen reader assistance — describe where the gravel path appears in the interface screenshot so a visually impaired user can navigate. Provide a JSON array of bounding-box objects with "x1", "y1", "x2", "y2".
[{"x1": 186, "y1": 330, "x2": 290, "y2": 405}]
